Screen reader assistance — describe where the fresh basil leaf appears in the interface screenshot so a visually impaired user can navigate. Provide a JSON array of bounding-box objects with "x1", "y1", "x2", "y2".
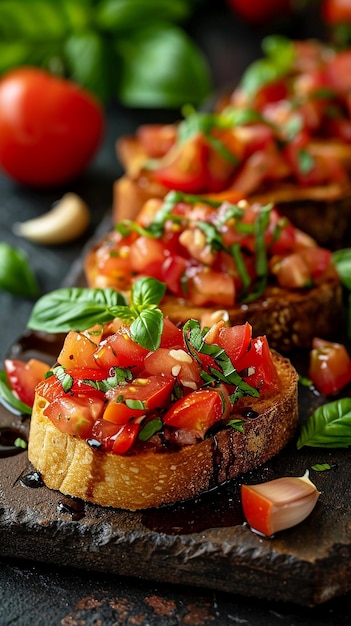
[
  {"x1": 115, "y1": 24, "x2": 211, "y2": 108},
  {"x1": 0, "y1": 243, "x2": 39, "y2": 298},
  {"x1": 240, "y1": 35, "x2": 295, "y2": 98},
  {"x1": 227, "y1": 418, "x2": 245, "y2": 434},
  {"x1": 28, "y1": 287, "x2": 127, "y2": 333},
  {"x1": 332, "y1": 248, "x2": 351, "y2": 290},
  {"x1": 0, "y1": 1, "x2": 68, "y2": 41},
  {"x1": 297, "y1": 398, "x2": 351, "y2": 449},
  {"x1": 132, "y1": 277, "x2": 166, "y2": 311},
  {"x1": 0, "y1": 371, "x2": 32, "y2": 415},
  {"x1": 298, "y1": 148, "x2": 314, "y2": 175},
  {"x1": 64, "y1": 30, "x2": 113, "y2": 102},
  {"x1": 52, "y1": 366, "x2": 73, "y2": 392},
  {"x1": 96, "y1": 0, "x2": 192, "y2": 32},
  {"x1": 130, "y1": 309, "x2": 164, "y2": 351}
]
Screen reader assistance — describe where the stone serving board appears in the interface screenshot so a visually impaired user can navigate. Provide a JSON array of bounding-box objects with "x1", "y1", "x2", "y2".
[{"x1": 1, "y1": 330, "x2": 351, "y2": 608}]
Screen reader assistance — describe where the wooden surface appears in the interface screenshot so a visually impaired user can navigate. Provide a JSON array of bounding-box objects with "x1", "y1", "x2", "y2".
[{"x1": 1, "y1": 333, "x2": 351, "y2": 608}]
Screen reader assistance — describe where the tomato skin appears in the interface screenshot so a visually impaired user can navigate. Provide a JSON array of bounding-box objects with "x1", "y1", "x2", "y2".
[
  {"x1": 308, "y1": 338, "x2": 351, "y2": 395},
  {"x1": 58, "y1": 331, "x2": 101, "y2": 369},
  {"x1": 213, "y1": 322, "x2": 253, "y2": 366},
  {"x1": 0, "y1": 67, "x2": 104, "y2": 187},
  {"x1": 136, "y1": 123, "x2": 177, "y2": 158},
  {"x1": 153, "y1": 135, "x2": 209, "y2": 193},
  {"x1": 5, "y1": 358, "x2": 50, "y2": 407},
  {"x1": 44, "y1": 395, "x2": 105, "y2": 438},
  {"x1": 235, "y1": 336, "x2": 279, "y2": 392},
  {"x1": 163, "y1": 386, "x2": 231, "y2": 438},
  {"x1": 92, "y1": 419, "x2": 140, "y2": 454},
  {"x1": 94, "y1": 330, "x2": 149, "y2": 372},
  {"x1": 103, "y1": 375, "x2": 174, "y2": 424}
]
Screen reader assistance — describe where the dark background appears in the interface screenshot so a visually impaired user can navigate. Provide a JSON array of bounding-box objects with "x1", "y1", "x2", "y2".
[{"x1": 1, "y1": 1, "x2": 350, "y2": 624}]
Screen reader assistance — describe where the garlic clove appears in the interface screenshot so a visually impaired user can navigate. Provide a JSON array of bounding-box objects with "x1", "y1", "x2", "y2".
[
  {"x1": 12, "y1": 192, "x2": 90, "y2": 245},
  {"x1": 241, "y1": 470, "x2": 320, "y2": 537}
]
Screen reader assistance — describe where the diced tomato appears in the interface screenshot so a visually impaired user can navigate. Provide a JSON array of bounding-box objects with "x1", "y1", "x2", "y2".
[
  {"x1": 94, "y1": 329, "x2": 149, "y2": 372},
  {"x1": 36, "y1": 367, "x2": 109, "y2": 403},
  {"x1": 186, "y1": 268, "x2": 235, "y2": 307},
  {"x1": 143, "y1": 348, "x2": 202, "y2": 391},
  {"x1": 308, "y1": 337, "x2": 351, "y2": 396},
  {"x1": 325, "y1": 50, "x2": 351, "y2": 94},
  {"x1": 129, "y1": 236, "x2": 166, "y2": 279},
  {"x1": 206, "y1": 128, "x2": 242, "y2": 192},
  {"x1": 161, "y1": 254, "x2": 188, "y2": 297},
  {"x1": 299, "y1": 247, "x2": 332, "y2": 280},
  {"x1": 160, "y1": 317, "x2": 184, "y2": 348},
  {"x1": 214, "y1": 322, "x2": 253, "y2": 366},
  {"x1": 270, "y1": 252, "x2": 312, "y2": 289},
  {"x1": 5, "y1": 357, "x2": 50, "y2": 407},
  {"x1": 92, "y1": 419, "x2": 140, "y2": 454},
  {"x1": 235, "y1": 336, "x2": 279, "y2": 392},
  {"x1": 58, "y1": 331, "x2": 101, "y2": 369},
  {"x1": 44, "y1": 395, "x2": 105, "y2": 438},
  {"x1": 103, "y1": 375, "x2": 174, "y2": 424},
  {"x1": 136, "y1": 123, "x2": 177, "y2": 158},
  {"x1": 163, "y1": 385, "x2": 232, "y2": 438},
  {"x1": 153, "y1": 134, "x2": 209, "y2": 193},
  {"x1": 253, "y1": 80, "x2": 289, "y2": 111}
]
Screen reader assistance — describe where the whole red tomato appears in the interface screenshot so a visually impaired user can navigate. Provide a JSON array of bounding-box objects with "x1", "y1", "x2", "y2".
[
  {"x1": 226, "y1": 0, "x2": 292, "y2": 24},
  {"x1": 323, "y1": 0, "x2": 351, "y2": 24},
  {"x1": 0, "y1": 67, "x2": 104, "y2": 187}
]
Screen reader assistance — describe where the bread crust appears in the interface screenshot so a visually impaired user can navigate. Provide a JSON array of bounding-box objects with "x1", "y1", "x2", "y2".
[{"x1": 28, "y1": 352, "x2": 298, "y2": 511}]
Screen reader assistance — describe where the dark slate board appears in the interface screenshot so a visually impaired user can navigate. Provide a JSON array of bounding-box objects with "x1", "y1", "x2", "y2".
[{"x1": 1, "y1": 331, "x2": 351, "y2": 608}]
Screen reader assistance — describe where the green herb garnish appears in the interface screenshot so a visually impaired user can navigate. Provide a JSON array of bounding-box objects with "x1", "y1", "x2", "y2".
[
  {"x1": 27, "y1": 276, "x2": 166, "y2": 351},
  {"x1": 297, "y1": 398, "x2": 351, "y2": 449}
]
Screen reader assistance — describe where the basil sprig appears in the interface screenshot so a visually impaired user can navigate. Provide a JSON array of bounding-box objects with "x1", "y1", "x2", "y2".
[
  {"x1": 28, "y1": 276, "x2": 166, "y2": 351},
  {"x1": 297, "y1": 398, "x2": 351, "y2": 449}
]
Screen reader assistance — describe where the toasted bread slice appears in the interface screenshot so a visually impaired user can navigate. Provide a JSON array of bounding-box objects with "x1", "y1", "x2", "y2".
[{"x1": 28, "y1": 350, "x2": 298, "y2": 511}]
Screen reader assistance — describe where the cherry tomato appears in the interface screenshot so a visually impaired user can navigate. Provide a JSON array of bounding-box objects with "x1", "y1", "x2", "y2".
[
  {"x1": 0, "y1": 67, "x2": 104, "y2": 187},
  {"x1": 5, "y1": 358, "x2": 50, "y2": 407},
  {"x1": 308, "y1": 338, "x2": 351, "y2": 395},
  {"x1": 226, "y1": 0, "x2": 292, "y2": 25}
]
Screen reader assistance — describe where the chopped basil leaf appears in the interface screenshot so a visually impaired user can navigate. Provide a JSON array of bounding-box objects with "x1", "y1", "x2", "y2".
[
  {"x1": 52, "y1": 366, "x2": 73, "y2": 392},
  {"x1": 311, "y1": 463, "x2": 333, "y2": 472},
  {"x1": 138, "y1": 417, "x2": 163, "y2": 441},
  {"x1": 227, "y1": 419, "x2": 245, "y2": 434}
]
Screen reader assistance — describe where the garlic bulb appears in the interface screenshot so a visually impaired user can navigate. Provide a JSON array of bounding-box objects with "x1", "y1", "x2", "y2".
[{"x1": 241, "y1": 470, "x2": 320, "y2": 537}]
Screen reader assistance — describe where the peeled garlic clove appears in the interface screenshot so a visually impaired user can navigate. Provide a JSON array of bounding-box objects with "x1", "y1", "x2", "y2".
[
  {"x1": 241, "y1": 470, "x2": 320, "y2": 537},
  {"x1": 12, "y1": 192, "x2": 90, "y2": 245}
]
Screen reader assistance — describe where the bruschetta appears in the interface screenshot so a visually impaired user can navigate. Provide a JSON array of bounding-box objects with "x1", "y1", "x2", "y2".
[
  {"x1": 85, "y1": 192, "x2": 342, "y2": 352},
  {"x1": 28, "y1": 276, "x2": 299, "y2": 511},
  {"x1": 114, "y1": 37, "x2": 351, "y2": 249}
]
